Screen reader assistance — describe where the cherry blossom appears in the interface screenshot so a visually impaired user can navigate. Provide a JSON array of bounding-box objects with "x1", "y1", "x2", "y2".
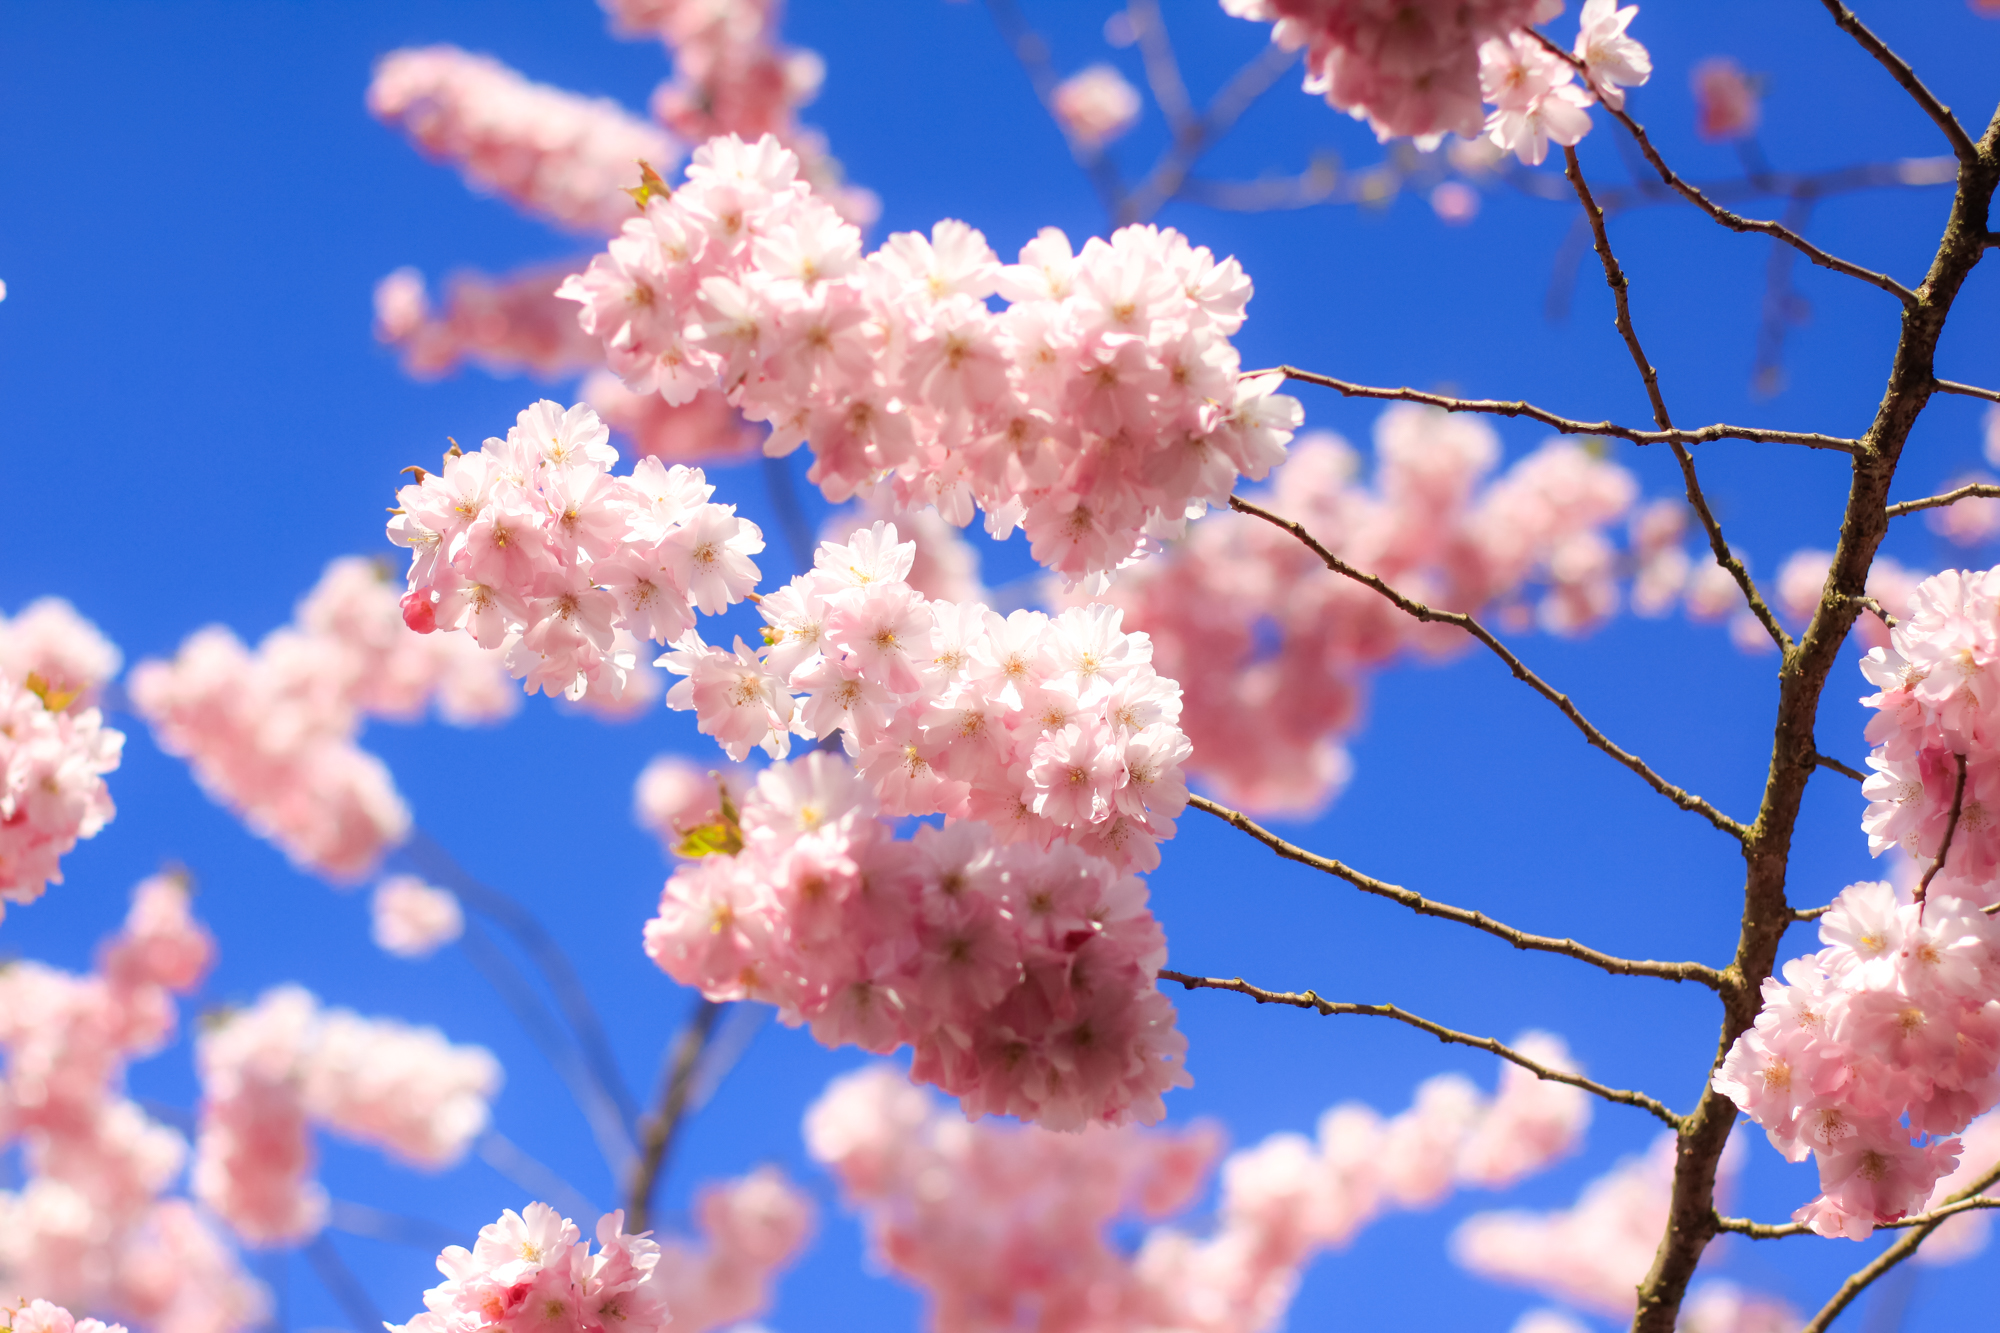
[
  {"x1": 1053, "y1": 65, "x2": 1144, "y2": 146},
  {"x1": 1691, "y1": 57, "x2": 1760, "y2": 141},
  {"x1": 375, "y1": 264, "x2": 607, "y2": 381},
  {"x1": 0, "y1": 672, "x2": 122, "y2": 918},
  {"x1": 1, "y1": 1300, "x2": 126, "y2": 1333},
  {"x1": 0, "y1": 599, "x2": 122, "y2": 709},
  {"x1": 371, "y1": 875, "x2": 466, "y2": 959}
]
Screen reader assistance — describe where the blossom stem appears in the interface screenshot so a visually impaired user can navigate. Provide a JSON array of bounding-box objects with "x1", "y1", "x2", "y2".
[
  {"x1": 1156, "y1": 969, "x2": 1683, "y2": 1128},
  {"x1": 1185, "y1": 793, "x2": 1726, "y2": 987},
  {"x1": 1812, "y1": 0, "x2": 1980, "y2": 166},
  {"x1": 1561, "y1": 144, "x2": 1792, "y2": 656},
  {"x1": 1244, "y1": 365, "x2": 1860, "y2": 452},
  {"x1": 1224, "y1": 496, "x2": 1748, "y2": 839},
  {"x1": 626, "y1": 998, "x2": 724, "y2": 1233},
  {"x1": 1915, "y1": 752, "x2": 1970, "y2": 906}
]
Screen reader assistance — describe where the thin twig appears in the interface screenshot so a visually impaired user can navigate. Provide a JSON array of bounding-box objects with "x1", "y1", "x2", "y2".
[
  {"x1": 302, "y1": 1234, "x2": 386, "y2": 1333},
  {"x1": 1247, "y1": 365, "x2": 1859, "y2": 452},
  {"x1": 1226, "y1": 495, "x2": 1748, "y2": 839},
  {"x1": 1715, "y1": 1189, "x2": 2000, "y2": 1239},
  {"x1": 626, "y1": 999, "x2": 724, "y2": 1233},
  {"x1": 1124, "y1": 0, "x2": 1194, "y2": 131},
  {"x1": 981, "y1": 0, "x2": 1128, "y2": 218},
  {"x1": 1122, "y1": 42, "x2": 1300, "y2": 223},
  {"x1": 1885, "y1": 482, "x2": 2000, "y2": 518},
  {"x1": 1813, "y1": 0, "x2": 1980, "y2": 165},
  {"x1": 1798, "y1": 1161, "x2": 2000, "y2": 1333},
  {"x1": 1934, "y1": 378, "x2": 2000, "y2": 405},
  {"x1": 1185, "y1": 793, "x2": 1727, "y2": 986},
  {"x1": 1916, "y1": 752, "x2": 1970, "y2": 906},
  {"x1": 1530, "y1": 29, "x2": 1917, "y2": 304},
  {"x1": 327, "y1": 1200, "x2": 464, "y2": 1253},
  {"x1": 479, "y1": 1130, "x2": 599, "y2": 1224},
  {"x1": 1562, "y1": 144, "x2": 1792, "y2": 655},
  {"x1": 1158, "y1": 969, "x2": 1683, "y2": 1127},
  {"x1": 1815, "y1": 753, "x2": 1867, "y2": 783}
]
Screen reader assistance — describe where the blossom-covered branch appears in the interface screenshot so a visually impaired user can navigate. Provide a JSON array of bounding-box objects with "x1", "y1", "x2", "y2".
[
  {"x1": 1157, "y1": 969, "x2": 1683, "y2": 1127},
  {"x1": 1186, "y1": 794, "x2": 1726, "y2": 987}
]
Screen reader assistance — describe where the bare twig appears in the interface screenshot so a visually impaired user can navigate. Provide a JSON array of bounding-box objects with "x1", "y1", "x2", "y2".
[
  {"x1": 327, "y1": 1200, "x2": 463, "y2": 1252},
  {"x1": 626, "y1": 999, "x2": 724, "y2": 1233},
  {"x1": 1815, "y1": 753, "x2": 1867, "y2": 783},
  {"x1": 1531, "y1": 29, "x2": 1917, "y2": 304},
  {"x1": 303, "y1": 1235, "x2": 385, "y2": 1333},
  {"x1": 1227, "y1": 495, "x2": 1749, "y2": 838},
  {"x1": 1885, "y1": 481, "x2": 2000, "y2": 518},
  {"x1": 1715, "y1": 1188, "x2": 2000, "y2": 1239},
  {"x1": 1124, "y1": 0, "x2": 1193, "y2": 131},
  {"x1": 479, "y1": 1131, "x2": 599, "y2": 1224},
  {"x1": 1563, "y1": 144, "x2": 1792, "y2": 655},
  {"x1": 1934, "y1": 377, "x2": 2000, "y2": 405},
  {"x1": 1123, "y1": 43, "x2": 1301, "y2": 223},
  {"x1": 1798, "y1": 1161, "x2": 2000, "y2": 1333},
  {"x1": 1916, "y1": 752, "x2": 1970, "y2": 906},
  {"x1": 1186, "y1": 793, "x2": 1727, "y2": 987},
  {"x1": 1158, "y1": 969, "x2": 1683, "y2": 1127},
  {"x1": 1813, "y1": 0, "x2": 1980, "y2": 165},
  {"x1": 1248, "y1": 365, "x2": 1859, "y2": 452},
  {"x1": 981, "y1": 0, "x2": 1127, "y2": 218}
]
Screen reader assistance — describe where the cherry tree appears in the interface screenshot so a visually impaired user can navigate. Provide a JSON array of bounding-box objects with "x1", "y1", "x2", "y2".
[{"x1": 6, "y1": 3, "x2": 2000, "y2": 1333}]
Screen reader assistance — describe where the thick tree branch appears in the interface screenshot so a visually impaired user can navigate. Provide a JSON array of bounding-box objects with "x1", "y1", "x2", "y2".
[
  {"x1": 1885, "y1": 481, "x2": 2000, "y2": 518},
  {"x1": 1814, "y1": 0, "x2": 1980, "y2": 165},
  {"x1": 1563, "y1": 145, "x2": 1792, "y2": 655},
  {"x1": 1249, "y1": 365, "x2": 1859, "y2": 451},
  {"x1": 1227, "y1": 495, "x2": 1749, "y2": 838},
  {"x1": 1186, "y1": 793, "x2": 1727, "y2": 987},
  {"x1": 626, "y1": 998, "x2": 723, "y2": 1233},
  {"x1": 1933, "y1": 377, "x2": 2000, "y2": 405},
  {"x1": 1798, "y1": 1163, "x2": 2000, "y2": 1332},
  {"x1": 1158, "y1": 969, "x2": 1684, "y2": 1127},
  {"x1": 1531, "y1": 30, "x2": 1917, "y2": 304}
]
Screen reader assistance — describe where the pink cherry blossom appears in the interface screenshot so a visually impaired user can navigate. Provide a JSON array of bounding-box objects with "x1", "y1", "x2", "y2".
[
  {"x1": 371, "y1": 875, "x2": 466, "y2": 959},
  {"x1": 1691, "y1": 56, "x2": 1760, "y2": 141},
  {"x1": 0, "y1": 672, "x2": 122, "y2": 918},
  {"x1": 1053, "y1": 65, "x2": 1144, "y2": 146},
  {"x1": 0, "y1": 598, "x2": 123, "y2": 709}
]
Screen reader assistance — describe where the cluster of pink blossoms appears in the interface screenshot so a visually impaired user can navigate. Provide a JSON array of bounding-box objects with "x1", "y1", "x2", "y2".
[
  {"x1": 393, "y1": 1169, "x2": 812, "y2": 1333},
  {"x1": 646, "y1": 750, "x2": 1188, "y2": 1129},
  {"x1": 370, "y1": 874, "x2": 466, "y2": 959},
  {"x1": 561, "y1": 133, "x2": 1303, "y2": 582},
  {"x1": 665, "y1": 522, "x2": 1191, "y2": 868},
  {"x1": 1711, "y1": 880, "x2": 2000, "y2": 1239},
  {"x1": 2, "y1": 1301, "x2": 124, "y2": 1333},
  {"x1": 0, "y1": 679, "x2": 121, "y2": 918},
  {"x1": 131, "y1": 558, "x2": 515, "y2": 881},
  {"x1": 367, "y1": 46, "x2": 679, "y2": 234},
  {"x1": 0, "y1": 877, "x2": 270, "y2": 1333},
  {"x1": 193, "y1": 986, "x2": 500, "y2": 1247},
  {"x1": 374, "y1": 262, "x2": 608, "y2": 382},
  {"x1": 804, "y1": 1043, "x2": 1585, "y2": 1333},
  {"x1": 1079, "y1": 412, "x2": 1638, "y2": 814},
  {"x1": 388, "y1": 400, "x2": 765, "y2": 705},
  {"x1": 1222, "y1": 0, "x2": 1648, "y2": 157}
]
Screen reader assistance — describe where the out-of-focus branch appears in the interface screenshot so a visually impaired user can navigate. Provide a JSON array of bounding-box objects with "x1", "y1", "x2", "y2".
[
  {"x1": 479, "y1": 1130, "x2": 599, "y2": 1224},
  {"x1": 1121, "y1": 42, "x2": 1301, "y2": 223},
  {"x1": 981, "y1": 0, "x2": 1128, "y2": 219},
  {"x1": 1226, "y1": 495, "x2": 1749, "y2": 838},
  {"x1": 1124, "y1": 0, "x2": 1193, "y2": 131},
  {"x1": 1532, "y1": 29, "x2": 1918, "y2": 304},
  {"x1": 1250, "y1": 365, "x2": 1859, "y2": 451},
  {"x1": 1813, "y1": 0, "x2": 1979, "y2": 165},
  {"x1": 1885, "y1": 482, "x2": 2000, "y2": 517},
  {"x1": 1562, "y1": 145, "x2": 1792, "y2": 655},
  {"x1": 1158, "y1": 969, "x2": 1683, "y2": 1127},
  {"x1": 303, "y1": 1235, "x2": 386, "y2": 1333},
  {"x1": 1797, "y1": 1163, "x2": 2000, "y2": 1332},
  {"x1": 1185, "y1": 793, "x2": 1727, "y2": 987},
  {"x1": 625, "y1": 998, "x2": 724, "y2": 1233},
  {"x1": 1934, "y1": 377, "x2": 2000, "y2": 405},
  {"x1": 327, "y1": 1200, "x2": 464, "y2": 1252}
]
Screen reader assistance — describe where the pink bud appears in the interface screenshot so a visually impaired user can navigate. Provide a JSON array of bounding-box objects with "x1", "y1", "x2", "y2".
[{"x1": 400, "y1": 590, "x2": 437, "y2": 634}]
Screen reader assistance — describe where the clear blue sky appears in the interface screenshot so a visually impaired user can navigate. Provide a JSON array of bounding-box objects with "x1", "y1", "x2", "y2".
[{"x1": 4, "y1": 2, "x2": 1998, "y2": 1330}]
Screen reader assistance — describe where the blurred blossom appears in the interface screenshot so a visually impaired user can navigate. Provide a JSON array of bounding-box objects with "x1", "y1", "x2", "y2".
[
  {"x1": 1447, "y1": 136, "x2": 1507, "y2": 175},
  {"x1": 370, "y1": 875, "x2": 464, "y2": 959},
  {"x1": 1103, "y1": 11, "x2": 1137, "y2": 46},
  {"x1": 1984, "y1": 403, "x2": 2000, "y2": 467},
  {"x1": 1691, "y1": 57, "x2": 1760, "y2": 141},
  {"x1": 1053, "y1": 64, "x2": 1143, "y2": 146},
  {"x1": 1430, "y1": 181, "x2": 1481, "y2": 224}
]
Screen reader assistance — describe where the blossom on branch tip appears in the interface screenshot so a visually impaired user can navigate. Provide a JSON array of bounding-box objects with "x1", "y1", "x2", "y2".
[{"x1": 1053, "y1": 65, "x2": 1144, "y2": 146}]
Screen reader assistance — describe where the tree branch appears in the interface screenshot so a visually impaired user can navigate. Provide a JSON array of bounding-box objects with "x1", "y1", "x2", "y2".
[
  {"x1": 1124, "y1": 0, "x2": 1194, "y2": 132},
  {"x1": 1157, "y1": 969, "x2": 1683, "y2": 1128},
  {"x1": 1933, "y1": 377, "x2": 2000, "y2": 405},
  {"x1": 1885, "y1": 482, "x2": 2000, "y2": 518},
  {"x1": 1715, "y1": 1187, "x2": 2000, "y2": 1239},
  {"x1": 1562, "y1": 144, "x2": 1793, "y2": 655},
  {"x1": 1122, "y1": 41, "x2": 1299, "y2": 223},
  {"x1": 1813, "y1": 0, "x2": 1980, "y2": 165},
  {"x1": 625, "y1": 998, "x2": 723, "y2": 1233},
  {"x1": 1916, "y1": 751, "x2": 1970, "y2": 906},
  {"x1": 1248, "y1": 365, "x2": 1860, "y2": 451},
  {"x1": 1185, "y1": 793, "x2": 1727, "y2": 987},
  {"x1": 1815, "y1": 753, "x2": 1867, "y2": 783},
  {"x1": 1530, "y1": 30, "x2": 1917, "y2": 304},
  {"x1": 1226, "y1": 495, "x2": 1749, "y2": 839},
  {"x1": 1798, "y1": 1162, "x2": 2000, "y2": 1332},
  {"x1": 302, "y1": 1235, "x2": 385, "y2": 1333}
]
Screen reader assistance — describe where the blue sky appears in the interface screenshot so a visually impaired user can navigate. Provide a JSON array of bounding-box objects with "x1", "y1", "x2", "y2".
[{"x1": 4, "y1": 1, "x2": 1999, "y2": 1330}]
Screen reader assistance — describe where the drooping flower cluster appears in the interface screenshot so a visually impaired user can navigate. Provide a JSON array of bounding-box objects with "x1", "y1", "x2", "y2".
[
  {"x1": 0, "y1": 674, "x2": 122, "y2": 918},
  {"x1": 375, "y1": 263, "x2": 608, "y2": 382},
  {"x1": 1221, "y1": 0, "x2": 1649, "y2": 156},
  {"x1": 0, "y1": 876, "x2": 270, "y2": 1333},
  {"x1": 645, "y1": 751, "x2": 1189, "y2": 1129},
  {"x1": 805, "y1": 1044, "x2": 1585, "y2": 1333},
  {"x1": 1711, "y1": 880, "x2": 2000, "y2": 1239},
  {"x1": 390, "y1": 1170, "x2": 812, "y2": 1333},
  {"x1": 1453, "y1": 1131, "x2": 1750, "y2": 1318},
  {"x1": 584, "y1": 372, "x2": 767, "y2": 466},
  {"x1": 388, "y1": 400, "x2": 765, "y2": 705},
  {"x1": 371, "y1": 874, "x2": 466, "y2": 959},
  {"x1": 664, "y1": 523, "x2": 1191, "y2": 868},
  {"x1": 367, "y1": 46, "x2": 680, "y2": 235},
  {"x1": 193, "y1": 985, "x2": 500, "y2": 1246},
  {"x1": 1077, "y1": 412, "x2": 1637, "y2": 815},
  {"x1": 561, "y1": 133, "x2": 1303, "y2": 581},
  {"x1": 131, "y1": 558, "x2": 515, "y2": 881},
  {"x1": 1, "y1": 1300, "x2": 125, "y2": 1333}
]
